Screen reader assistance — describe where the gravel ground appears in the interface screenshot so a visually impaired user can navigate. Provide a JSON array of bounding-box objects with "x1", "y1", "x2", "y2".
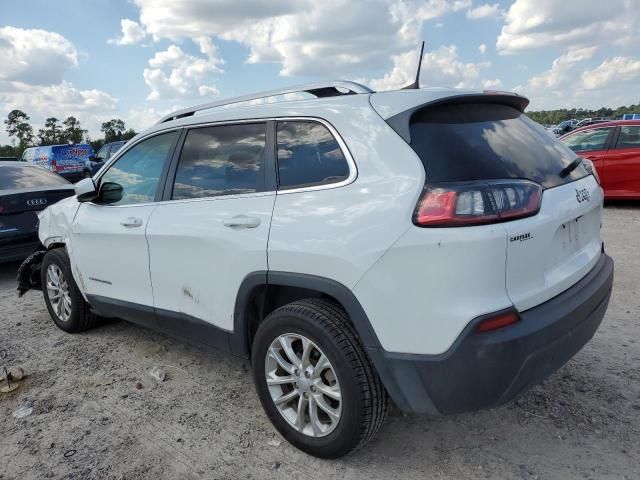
[{"x1": 1, "y1": 204, "x2": 639, "y2": 480}]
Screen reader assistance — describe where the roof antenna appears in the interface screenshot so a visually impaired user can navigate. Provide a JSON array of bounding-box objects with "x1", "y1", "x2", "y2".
[{"x1": 402, "y1": 41, "x2": 425, "y2": 90}]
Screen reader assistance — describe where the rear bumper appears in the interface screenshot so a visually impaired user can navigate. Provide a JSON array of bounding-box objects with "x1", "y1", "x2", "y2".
[{"x1": 371, "y1": 253, "x2": 614, "y2": 415}]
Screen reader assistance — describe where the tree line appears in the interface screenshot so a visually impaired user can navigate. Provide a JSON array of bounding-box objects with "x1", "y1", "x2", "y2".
[
  {"x1": 1, "y1": 109, "x2": 137, "y2": 158},
  {"x1": 526, "y1": 104, "x2": 640, "y2": 126}
]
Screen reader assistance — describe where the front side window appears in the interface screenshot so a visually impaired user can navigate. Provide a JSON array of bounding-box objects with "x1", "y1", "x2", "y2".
[
  {"x1": 172, "y1": 123, "x2": 266, "y2": 200},
  {"x1": 100, "y1": 131, "x2": 177, "y2": 205},
  {"x1": 562, "y1": 128, "x2": 613, "y2": 153},
  {"x1": 276, "y1": 121, "x2": 350, "y2": 190},
  {"x1": 615, "y1": 125, "x2": 640, "y2": 149}
]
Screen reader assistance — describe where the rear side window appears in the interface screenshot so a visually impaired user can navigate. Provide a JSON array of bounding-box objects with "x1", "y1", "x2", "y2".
[
  {"x1": 276, "y1": 121, "x2": 349, "y2": 190},
  {"x1": 0, "y1": 165, "x2": 69, "y2": 190},
  {"x1": 172, "y1": 123, "x2": 266, "y2": 200},
  {"x1": 409, "y1": 103, "x2": 588, "y2": 188},
  {"x1": 563, "y1": 128, "x2": 613, "y2": 152},
  {"x1": 615, "y1": 125, "x2": 640, "y2": 149}
]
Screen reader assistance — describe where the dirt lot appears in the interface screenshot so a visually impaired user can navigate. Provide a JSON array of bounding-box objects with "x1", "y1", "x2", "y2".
[{"x1": 1, "y1": 204, "x2": 639, "y2": 480}]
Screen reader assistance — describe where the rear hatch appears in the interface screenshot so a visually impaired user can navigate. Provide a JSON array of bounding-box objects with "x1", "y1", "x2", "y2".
[{"x1": 384, "y1": 95, "x2": 603, "y2": 311}]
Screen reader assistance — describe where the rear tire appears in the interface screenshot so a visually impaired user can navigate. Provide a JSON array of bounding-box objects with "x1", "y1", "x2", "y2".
[
  {"x1": 41, "y1": 248, "x2": 99, "y2": 333},
  {"x1": 252, "y1": 298, "x2": 388, "y2": 458}
]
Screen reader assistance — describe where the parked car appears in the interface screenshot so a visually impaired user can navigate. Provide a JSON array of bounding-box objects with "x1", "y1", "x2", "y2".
[
  {"x1": 83, "y1": 141, "x2": 126, "y2": 178},
  {"x1": 22, "y1": 144, "x2": 95, "y2": 183},
  {"x1": 18, "y1": 81, "x2": 614, "y2": 458},
  {"x1": 560, "y1": 120, "x2": 640, "y2": 199},
  {"x1": 0, "y1": 156, "x2": 19, "y2": 162},
  {"x1": 0, "y1": 163, "x2": 75, "y2": 263},
  {"x1": 553, "y1": 119, "x2": 577, "y2": 136},
  {"x1": 574, "y1": 117, "x2": 609, "y2": 129}
]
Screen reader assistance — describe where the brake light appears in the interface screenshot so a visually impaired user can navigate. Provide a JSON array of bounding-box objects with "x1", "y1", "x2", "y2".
[
  {"x1": 50, "y1": 160, "x2": 58, "y2": 172},
  {"x1": 414, "y1": 180, "x2": 542, "y2": 227},
  {"x1": 476, "y1": 310, "x2": 520, "y2": 333},
  {"x1": 581, "y1": 158, "x2": 600, "y2": 185}
]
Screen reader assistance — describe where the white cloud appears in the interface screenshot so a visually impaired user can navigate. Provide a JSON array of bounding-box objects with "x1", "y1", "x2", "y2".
[
  {"x1": 124, "y1": 105, "x2": 183, "y2": 133},
  {"x1": 130, "y1": 0, "x2": 470, "y2": 77},
  {"x1": 0, "y1": 27, "x2": 120, "y2": 143},
  {"x1": 0, "y1": 80, "x2": 118, "y2": 142},
  {"x1": 482, "y1": 78, "x2": 502, "y2": 89},
  {"x1": 143, "y1": 41, "x2": 224, "y2": 100},
  {"x1": 370, "y1": 44, "x2": 490, "y2": 90},
  {"x1": 497, "y1": 0, "x2": 639, "y2": 54},
  {"x1": 0, "y1": 26, "x2": 78, "y2": 85},
  {"x1": 108, "y1": 19, "x2": 147, "y2": 46},
  {"x1": 467, "y1": 3, "x2": 504, "y2": 20},
  {"x1": 478, "y1": 43, "x2": 487, "y2": 54},
  {"x1": 515, "y1": 49, "x2": 640, "y2": 109}
]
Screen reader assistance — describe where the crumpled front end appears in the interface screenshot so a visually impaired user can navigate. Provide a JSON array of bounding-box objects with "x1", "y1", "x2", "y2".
[{"x1": 16, "y1": 196, "x2": 80, "y2": 296}]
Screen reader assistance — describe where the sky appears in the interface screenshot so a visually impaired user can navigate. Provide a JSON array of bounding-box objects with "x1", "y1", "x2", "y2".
[{"x1": 1, "y1": 0, "x2": 639, "y2": 143}]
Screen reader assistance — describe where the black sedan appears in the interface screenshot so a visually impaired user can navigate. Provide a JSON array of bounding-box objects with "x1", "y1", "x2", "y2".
[{"x1": 0, "y1": 163, "x2": 75, "y2": 263}]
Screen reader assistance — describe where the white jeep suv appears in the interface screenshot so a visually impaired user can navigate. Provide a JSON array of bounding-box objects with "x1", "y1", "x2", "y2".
[{"x1": 18, "y1": 81, "x2": 614, "y2": 458}]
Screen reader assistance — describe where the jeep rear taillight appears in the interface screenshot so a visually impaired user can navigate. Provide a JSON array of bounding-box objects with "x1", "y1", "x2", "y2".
[{"x1": 413, "y1": 180, "x2": 542, "y2": 227}]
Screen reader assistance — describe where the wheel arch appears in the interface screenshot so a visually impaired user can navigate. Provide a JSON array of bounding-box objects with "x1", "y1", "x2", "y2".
[{"x1": 231, "y1": 271, "x2": 382, "y2": 359}]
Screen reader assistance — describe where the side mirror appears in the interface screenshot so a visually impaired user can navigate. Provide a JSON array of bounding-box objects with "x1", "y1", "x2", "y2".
[
  {"x1": 99, "y1": 182, "x2": 123, "y2": 204},
  {"x1": 75, "y1": 177, "x2": 98, "y2": 202}
]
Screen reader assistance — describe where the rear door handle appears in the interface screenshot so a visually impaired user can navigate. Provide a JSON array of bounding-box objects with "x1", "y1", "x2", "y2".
[
  {"x1": 120, "y1": 217, "x2": 143, "y2": 228},
  {"x1": 223, "y1": 215, "x2": 261, "y2": 228}
]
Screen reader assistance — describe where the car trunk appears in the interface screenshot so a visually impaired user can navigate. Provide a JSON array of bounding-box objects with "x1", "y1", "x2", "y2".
[
  {"x1": 501, "y1": 176, "x2": 603, "y2": 311},
  {"x1": 393, "y1": 96, "x2": 604, "y2": 312}
]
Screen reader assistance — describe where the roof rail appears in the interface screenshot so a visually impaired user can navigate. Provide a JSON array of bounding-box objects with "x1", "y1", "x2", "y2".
[{"x1": 157, "y1": 80, "x2": 374, "y2": 124}]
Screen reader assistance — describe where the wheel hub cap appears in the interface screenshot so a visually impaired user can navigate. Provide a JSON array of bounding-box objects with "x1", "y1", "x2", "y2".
[
  {"x1": 265, "y1": 333, "x2": 342, "y2": 437},
  {"x1": 46, "y1": 264, "x2": 71, "y2": 323}
]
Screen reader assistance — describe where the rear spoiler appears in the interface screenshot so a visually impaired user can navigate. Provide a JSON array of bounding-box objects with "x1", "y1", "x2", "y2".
[{"x1": 385, "y1": 92, "x2": 530, "y2": 144}]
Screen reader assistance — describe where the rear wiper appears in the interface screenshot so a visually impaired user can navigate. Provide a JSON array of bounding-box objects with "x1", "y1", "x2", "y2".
[{"x1": 560, "y1": 157, "x2": 583, "y2": 178}]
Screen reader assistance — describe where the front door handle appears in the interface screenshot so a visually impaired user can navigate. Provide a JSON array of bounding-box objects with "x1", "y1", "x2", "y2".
[
  {"x1": 223, "y1": 215, "x2": 261, "y2": 229},
  {"x1": 120, "y1": 217, "x2": 143, "y2": 228}
]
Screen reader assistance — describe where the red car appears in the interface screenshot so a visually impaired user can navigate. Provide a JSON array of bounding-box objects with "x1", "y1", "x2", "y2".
[{"x1": 560, "y1": 120, "x2": 640, "y2": 199}]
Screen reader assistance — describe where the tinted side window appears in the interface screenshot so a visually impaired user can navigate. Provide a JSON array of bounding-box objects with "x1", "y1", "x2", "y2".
[
  {"x1": 172, "y1": 123, "x2": 266, "y2": 200},
  {"x1": 562, "y1": 128, "x2": 612, "y2": 152},
  {"x1": 615, "y1": 126, "x2": 640, "y2": 149},
  {"x1": 100, "y1": 131, "x2": 177, "y2": 205},
  {"x1": 276, "y1": 121, "x2": 349, "y2": 190}
]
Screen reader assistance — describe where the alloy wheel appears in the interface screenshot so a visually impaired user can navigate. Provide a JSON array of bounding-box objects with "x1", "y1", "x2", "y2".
[{"x1": 265, "y1": 333, "x2": 342, "y2": 437}]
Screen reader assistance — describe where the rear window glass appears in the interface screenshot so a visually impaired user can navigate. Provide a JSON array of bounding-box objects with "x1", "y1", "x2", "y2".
[
  {"x1": 409, "y1": 103, "x2": 588, "y2": 188},
  {"x1": 0, "y1": 165, "x2": 69, "y2": 190}
]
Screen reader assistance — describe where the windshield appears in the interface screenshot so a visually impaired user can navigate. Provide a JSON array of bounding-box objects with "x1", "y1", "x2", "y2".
[
  {"x1": 0, "y1": 165, "x2": 69, "y2": 190},
  {"x1": 409, "y1": 103, "x2": 589, "y2": 188}
]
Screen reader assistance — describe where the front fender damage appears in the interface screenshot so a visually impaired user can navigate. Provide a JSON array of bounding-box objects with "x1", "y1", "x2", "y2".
[{"x1": 16, "y1": 195, "x2": 79, "y2": 297}]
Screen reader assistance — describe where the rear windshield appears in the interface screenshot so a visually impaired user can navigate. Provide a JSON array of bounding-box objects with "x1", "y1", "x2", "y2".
[
  {"x1": 409, "y1": 103, "x2": 589, "y2": 188},
  {"x1": 0, "y1": 165, "x2": 69, "y2": 190}
]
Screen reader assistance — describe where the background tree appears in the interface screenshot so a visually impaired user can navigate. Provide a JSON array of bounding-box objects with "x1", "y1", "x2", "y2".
[
  {"x1": 62, "y1": 116, "x2": 87, "y2": 144},
  {"x1": 526, "y1": 103, "x2": 640, "y2": 125},
  {"x1": 122, "y1": 128, "x2": 137, "y2": 141},
  {"x1": 4, "y1": 109, "x2": 34, "y2": 153},
  {"x1": 101, "y1": 119, "x2": 126, "y2": 142},
  {"x1": 37, "y1": 117, "x2": 63, "y2": 145}
]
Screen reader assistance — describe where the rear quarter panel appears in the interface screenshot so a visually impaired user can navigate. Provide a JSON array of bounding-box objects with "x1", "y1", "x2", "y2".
[{"x1": 267, "y1": 102, "x2": 425, "y2": 289}]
